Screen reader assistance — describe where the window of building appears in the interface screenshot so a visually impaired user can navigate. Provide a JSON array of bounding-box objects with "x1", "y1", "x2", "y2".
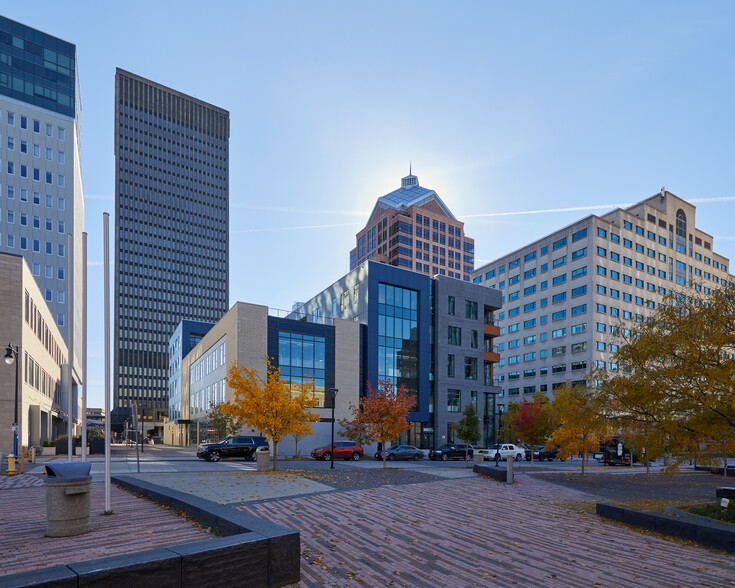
[
  {"x1": 447, "y1": 389, "x2": 461, "y2": 412},
  {"x1": 465, "y1": 357, "x2": 478, "y2": 380},
  {"x1": 465, "y1": 300, "x2": 478, "y2": 319},
  {"x1": 448, "y1": 326, "x2": 461, "y2": 345}
]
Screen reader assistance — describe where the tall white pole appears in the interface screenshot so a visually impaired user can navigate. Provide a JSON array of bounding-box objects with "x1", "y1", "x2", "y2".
[
  {"x1": 81, "y1": 232, "x2": 87, "y2": 462},
  {"x1": 104, "y1": 214, "x2": 111, "y2": 511},
  {"x1": 67, "y1": 232, "x2": 73, "y2": 462}
]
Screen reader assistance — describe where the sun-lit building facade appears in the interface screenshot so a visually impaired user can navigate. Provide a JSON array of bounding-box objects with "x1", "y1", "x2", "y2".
[{"x1": 350, "y1": 172, "x2": 475, "y2": 281}]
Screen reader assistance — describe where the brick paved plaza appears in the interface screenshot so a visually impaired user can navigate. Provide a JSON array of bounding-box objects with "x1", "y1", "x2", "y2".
[
  {"x1": 0, "y1": 478, "x2": 213, "y2": 578},
  {"x1": 241, "y1": 475, "x2": 735, "y2": 587}
]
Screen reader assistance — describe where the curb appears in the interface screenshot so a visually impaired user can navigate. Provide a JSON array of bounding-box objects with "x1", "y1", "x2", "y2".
[{"x1": 596, "y1": 502, "x2": 735, "y2": 553}]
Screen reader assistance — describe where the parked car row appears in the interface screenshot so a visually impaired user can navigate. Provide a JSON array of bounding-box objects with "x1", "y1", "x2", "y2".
[{"x1": 196, "y1": 437, "x2": 565, "y2": 464}]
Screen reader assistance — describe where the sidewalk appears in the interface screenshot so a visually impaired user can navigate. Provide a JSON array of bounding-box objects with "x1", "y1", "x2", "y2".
[{"x1": 0, "y1": 480, "x2": 213, "y2": 578}]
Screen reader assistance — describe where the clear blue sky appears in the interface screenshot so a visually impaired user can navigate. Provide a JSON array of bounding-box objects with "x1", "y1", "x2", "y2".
[{"x1": 4, "y1": 1, "x2": 735, "y2": 408}]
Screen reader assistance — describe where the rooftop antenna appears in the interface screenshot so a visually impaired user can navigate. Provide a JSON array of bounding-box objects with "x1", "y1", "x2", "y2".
[
  {"x1": 409, "y1": 162, "x2": 412, "y2": 175},
  {"x1": 660, "y1": 186, "x2": 666, "y2": 201}
]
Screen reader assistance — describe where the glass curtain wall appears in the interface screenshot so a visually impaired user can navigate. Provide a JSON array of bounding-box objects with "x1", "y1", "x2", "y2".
[
  {"x1": 377, "y1": 283, "x2": 419, "y2": 405},
  {"x1": 278, "y1": 332, "x2": 326, "y2": 407}
]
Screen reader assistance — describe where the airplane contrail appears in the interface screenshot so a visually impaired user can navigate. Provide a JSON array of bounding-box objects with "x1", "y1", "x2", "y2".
[
  {"x1": 461, "y1": 196, "x2": 735, "y2": 219},
  {"x1": 232, "y1": 203, "x2": 368, "y2": 216},
  {"x1": 236, "y1": 222, "x2": 360, "y2": 234},
  {"x1": 460, "y1": 203, "x2": 634, "y2": 218}
]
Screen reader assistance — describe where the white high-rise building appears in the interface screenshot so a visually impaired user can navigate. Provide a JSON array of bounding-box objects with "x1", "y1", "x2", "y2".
[
  {"x1": 472, "y1": 190, "x2": 734, "y2": 413},
  {"x1": 0, "y1": 17, "x2": 84, "y2": 427}
]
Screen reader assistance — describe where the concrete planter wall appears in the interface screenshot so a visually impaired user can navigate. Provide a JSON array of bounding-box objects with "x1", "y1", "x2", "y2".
[{"x1": 596, "y1": 503, "x2": 735, "y2": 553}]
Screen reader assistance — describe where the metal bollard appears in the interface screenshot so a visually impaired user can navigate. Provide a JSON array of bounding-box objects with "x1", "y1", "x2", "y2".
[
  {"x1": 506, "y1": 455, "x2": 514, "y2": 484},
  {"x1": 31, "y1": 447, "x2": 37, "y2": 463},
  {"x1": 0, "y1": 452, "x2": 4, "y2": 474}
]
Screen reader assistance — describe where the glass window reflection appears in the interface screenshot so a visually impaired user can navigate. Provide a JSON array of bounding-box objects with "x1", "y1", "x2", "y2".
[{"x1": 278, "y1": 332, "x2": 326, "y2": 407}]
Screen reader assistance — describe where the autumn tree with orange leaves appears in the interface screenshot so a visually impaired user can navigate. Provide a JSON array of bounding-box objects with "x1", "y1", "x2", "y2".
[
  {"x1": 338, "y1": 402, "x2": 374, "y2": 446},
  {"x1": 509, "y1": 392, "x2": 554, "y2": 465},
  {"x1": 361, "y1": 380, "x2": 414, "y2": 469},
  {"x1": 549, "y1": 383, "x2": 606, "y2": 476},
  {"x1": 223, "y1": 358, "x2": 319, "y2": 471}
]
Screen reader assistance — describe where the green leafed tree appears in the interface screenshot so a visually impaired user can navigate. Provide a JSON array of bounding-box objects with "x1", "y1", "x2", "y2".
[
  {"x1": 454, "y1": 402, "x2": 481, "y2": 464},
  {"x1": 207, "y1": 402, "x2": 244, "y2": 441}
]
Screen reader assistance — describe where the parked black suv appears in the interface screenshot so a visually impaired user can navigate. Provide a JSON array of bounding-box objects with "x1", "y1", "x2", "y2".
[
  {"x1": 428, "y1": 443, "x2": 474, "y2": 461},
  {"x1": 196, "y1": 436, "x2": 268, "y2": 462},
  {"x1": 525, "y1": 445, "x2": 565, "y2": 461}
]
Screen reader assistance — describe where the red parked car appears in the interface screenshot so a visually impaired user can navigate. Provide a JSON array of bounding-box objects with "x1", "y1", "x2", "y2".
[{"x1": 311, "y1": 441, "x2": 364, "y2": 461}]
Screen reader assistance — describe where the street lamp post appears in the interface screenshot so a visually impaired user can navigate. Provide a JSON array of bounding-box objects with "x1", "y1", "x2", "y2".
[
  {"x1": 328, "y1": 388, "x2": 339, "y2": 470},
  {"x1": 496, "y1": 404, "x2": 504, "y2": 445},
  {"x1": 5, "y1": 343, "x2": 20, "y2": 475}
]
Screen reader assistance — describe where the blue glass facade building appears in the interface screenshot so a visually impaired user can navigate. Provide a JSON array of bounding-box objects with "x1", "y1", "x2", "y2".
[
  {"x1": 267, "y1": 316, "x2": 336, "y2": 408},
  {"x1": 168, "y1": 319, "x2": 214, "y2": 422},
  {"x1": 295, "y1": 261, "x2": 503, "y2": 448},
  {"x1": 0, "y1": 17, "x2": 77, "y2": 118}
]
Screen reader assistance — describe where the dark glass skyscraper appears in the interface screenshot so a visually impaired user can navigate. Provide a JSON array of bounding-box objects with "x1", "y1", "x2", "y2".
[{"x1": 113, "y1": 69, "x2": 229, "y2": 429}]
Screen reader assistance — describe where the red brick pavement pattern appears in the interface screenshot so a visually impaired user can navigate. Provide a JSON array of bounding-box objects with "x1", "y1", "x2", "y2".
[
  {"x1": 240, "y1": 475, "x2": 735, "y2": 587},
  {"x1": 0, "y1": 482, "x2": 213, "y2": 577}
]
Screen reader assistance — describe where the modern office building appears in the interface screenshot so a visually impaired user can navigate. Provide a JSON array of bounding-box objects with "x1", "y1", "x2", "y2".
[
  {"x1": 0, "y1": 16, "x2": 84, "y2": 377},
  {"x1": 167, "y1": 319, "x2": 214, "y2": 423},
  {"x1": 472, "y1": 190, "x2": 734, "y2": 414},
  {"x1": 0, "y1": 253, "x2": 71, "y2": 451},
  {"x1": 165, "y1": 262, "x2": 502, "y2": 452},
  {"x1": 113, "y1": 69, "x2": 229, "y2": 431},
  {"x1": 350, "y1": 171, "x2": 475, "y2": 282},
  {"x1": 164, "y1": 302, "x2": 361, "y2": 452},
  {"x1": 297, "y1": 260, "x2": 502, "y2": 448}
]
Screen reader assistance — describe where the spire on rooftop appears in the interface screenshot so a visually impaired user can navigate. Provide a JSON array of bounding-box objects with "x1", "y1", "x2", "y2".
[{"x1": 401, "y1": 165, "x2": 419, "y2": 188}]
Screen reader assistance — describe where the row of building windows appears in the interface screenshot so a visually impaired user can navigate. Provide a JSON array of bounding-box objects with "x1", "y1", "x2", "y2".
[
  {"x1": 502, "y1": 380, "x2": 587, "y2": 399},
  {"x1": 23, "y1": 351, "x2": 60, "y2": 402},
  {"x1": 24, "y1": 289, "x2": 65, "y2": 366},
  {"x1": 0, "y1": 111, "x2": 66, "y2": 140},
  {"x1": 190, "y1": 340, "x2": 227, "y2": 384},
  {"x1": 0, "y1": 233, "x2": 66, "y2": 255},
  {"x1": 2, "y1": 137, "x2": 65, "y2": 163},
  {"x1": 1, "y1": 162, "x2": 65, "y2": 184},
  {"x1": 191, "y1": 379, "x2": 226, "y2": 414},
  {"x1": 0, "y1": 209, "x2": 65, "y2": 232},
  {"x1": 1, "y1": 188, "x2": 66, "y2": 208}
]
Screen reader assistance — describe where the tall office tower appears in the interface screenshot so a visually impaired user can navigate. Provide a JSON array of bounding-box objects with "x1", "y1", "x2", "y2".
[
  {"x1": 113, "y1": 69, "x2": 229, "y2": 431},
  {"x1": 472, "y1": 190, "x2": 735, "y2": 415},
  {"x1": 350, "y1": 171, "x2": 475, "y2": 281},
  {"x1": 0, "y1": 17, "x2": 84, "y2": 368}
]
